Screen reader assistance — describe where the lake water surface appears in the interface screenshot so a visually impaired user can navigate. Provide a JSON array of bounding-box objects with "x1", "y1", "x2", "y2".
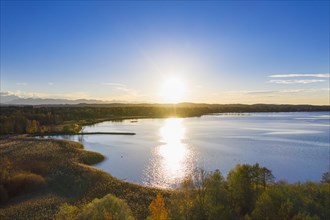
[{"x1": 49, "y1": 112, "x2": 329, "y2": 188}]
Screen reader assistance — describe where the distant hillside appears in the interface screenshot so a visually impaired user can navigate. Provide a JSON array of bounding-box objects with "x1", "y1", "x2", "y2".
[
  {"x1": 1, "y1": 97, "x2": 124, "y2": 105},
  {"x1": 0, "y1": 103, "x2": 329, "y2": 134}
]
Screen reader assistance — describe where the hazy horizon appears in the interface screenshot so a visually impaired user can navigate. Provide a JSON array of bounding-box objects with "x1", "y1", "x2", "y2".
[
  {"x1": 1, "y1": 95, "x2": 330, "y2": 106},
  {"x1": 1, "y1": 1, "x2": 329, "y2": 105}
]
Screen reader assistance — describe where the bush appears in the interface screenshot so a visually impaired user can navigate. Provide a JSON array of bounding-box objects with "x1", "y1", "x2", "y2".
[
  {"x1": 79, "y1": 194, "x2": 134, "y2": 220},
  {"x1": 0, "y1": 157, "x2": 11, "y2": 185},
  {"x1": 252, "y1": 183, "x2": 329, "y2": 220},
  {"x1": 79, "y1": 151, "x2": 104, "y2": 165},
  {"x1": 21, "y1": 161, "x2": 52, "y2": 176},
  {"x1": 55, "y1": 194, "x2": 135, "y2": 220},
  {"x1": 55, "y1": 203, "x2": 79, "y2": 220},
  {"x1": 321, "y1": 172, "x2": 330, "y2": 183},
  {"x1": 0, "y1": 185, "x2": 8, "y2": 204},
  {"x1": 7, "y1": 172, "x2": 46, "y2": 196}
]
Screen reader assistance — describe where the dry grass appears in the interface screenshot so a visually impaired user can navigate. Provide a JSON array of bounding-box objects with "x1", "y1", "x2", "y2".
[{"x1": 0, "y1": 136, "x2": 165, "y2": 220}]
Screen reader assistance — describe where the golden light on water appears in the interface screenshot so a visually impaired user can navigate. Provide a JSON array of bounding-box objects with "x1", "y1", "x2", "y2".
[
  {"x1": 159, "y1": 118, "x2": 188, "y2": 176},
  {"x1": 144, "y1": 118, "x2": 195, "y2": 188},
  {"x1": 160, "y1": 118, "x2": 185, "y2": 144}
]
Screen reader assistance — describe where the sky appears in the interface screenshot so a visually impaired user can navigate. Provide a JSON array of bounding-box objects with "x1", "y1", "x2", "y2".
[{"x1": 1, "y1": 1, "x2": 329, "y2": 104}]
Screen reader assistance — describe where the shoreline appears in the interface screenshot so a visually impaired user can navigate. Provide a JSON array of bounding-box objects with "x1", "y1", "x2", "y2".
[{"x1": 32, "y1": 131, "x2": 136, "y2": 136}]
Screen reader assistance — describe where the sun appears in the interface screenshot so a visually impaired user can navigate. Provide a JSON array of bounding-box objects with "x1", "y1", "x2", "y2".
[{"x1": 160, "y1": 77, "x2": 186, "y2": 103}]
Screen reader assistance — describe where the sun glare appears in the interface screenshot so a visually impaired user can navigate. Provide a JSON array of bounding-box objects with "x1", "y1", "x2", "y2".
[
  {"x1": 151, "y1": 118, "x2": 193, "y2": 187},
  {"x1": 160, "y1": 77, "x2": 186, "y2": 103}
]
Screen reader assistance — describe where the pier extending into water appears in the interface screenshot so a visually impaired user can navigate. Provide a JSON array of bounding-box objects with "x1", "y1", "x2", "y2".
[
  {"x1": 33, "y1": 131, "x2": 136, "y2": 136},
  {"x1": 79, "y1": 132, "x2": 136, "y2": 135}
]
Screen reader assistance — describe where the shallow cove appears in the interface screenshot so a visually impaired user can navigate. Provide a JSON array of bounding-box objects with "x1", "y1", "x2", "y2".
[{"x1": 47, "y1": 112, "x2": 330, "y2": 188}]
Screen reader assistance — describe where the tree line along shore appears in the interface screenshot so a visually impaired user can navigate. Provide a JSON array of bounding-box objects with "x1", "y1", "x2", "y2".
[{"x1": 1, "y1": 103, "x2": 329, "y2": 135}]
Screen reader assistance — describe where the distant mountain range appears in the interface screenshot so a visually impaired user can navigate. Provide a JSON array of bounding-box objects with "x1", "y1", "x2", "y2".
[
  {"x1": 0, "y1": 93, "x2": 124, "y2": 105},
  {"x1": 2, "y1": 98, "x2": 113, "y2": 105}
]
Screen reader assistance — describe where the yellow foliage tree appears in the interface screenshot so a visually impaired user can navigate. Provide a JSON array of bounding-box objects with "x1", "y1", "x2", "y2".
[
  {"x1": 26, "y1": 120, "x2": 39, "y2": 133},
  {"x1": 148, "y1": 193, "x2": 169, "y2": 220}
]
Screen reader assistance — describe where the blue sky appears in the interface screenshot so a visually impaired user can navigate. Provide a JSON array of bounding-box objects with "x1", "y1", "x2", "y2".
[{"x1": 1, "y1": 1, "x2": 329, "y2": 104}]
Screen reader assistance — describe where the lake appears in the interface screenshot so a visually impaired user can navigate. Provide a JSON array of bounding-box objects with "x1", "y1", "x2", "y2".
[{"x1": 47, "y1": 112, "x2": 330, "y2": 188}]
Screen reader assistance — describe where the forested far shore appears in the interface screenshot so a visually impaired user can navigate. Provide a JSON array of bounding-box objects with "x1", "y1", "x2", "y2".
[{"x1": 1, "y1": 103, "x2": 329, "y2": 135}]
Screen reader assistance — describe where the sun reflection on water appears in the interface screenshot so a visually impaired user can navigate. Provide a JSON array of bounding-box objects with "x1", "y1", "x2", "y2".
[{"x1": 143, "y1": 118, "x2": 195, "y2": 188}]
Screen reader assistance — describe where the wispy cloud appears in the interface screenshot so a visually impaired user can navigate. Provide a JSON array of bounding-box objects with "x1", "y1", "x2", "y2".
[
  {"x1": 101, "y1": 82, "x2": 138, "y2": 96},
  {"x1": 2, "y1": 90, "x2": 92, "y2": 100},
  {"x1": 269, "y1": 79, "x2": 325, "y2": 84},
  {"x1": 219, "y1": 88, "x2": 330, "y2": 105},
  {"x1": 1, "y1": 92, "x2": 14, "y2": 96},
  {"x1": 227, "y1": 88, "x2": 329, "y2": 95},
  {"x1": 101, "y1": 82, "x2": 126, "y2": 87},
  {"x1": 48, "y1": 82, "x2": 54, "y2": 86},
  {"x1": 243, "y1": 90, "x2": 277, "y2": 95},
  {"x1": 16, "y1": 82, "x2": 28, "y2": 86},
  {"x1": 269, "y1": 73, "x2": 330, "y2": 78}
]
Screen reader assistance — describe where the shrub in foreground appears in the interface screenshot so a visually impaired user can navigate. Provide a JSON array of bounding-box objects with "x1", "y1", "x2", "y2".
[
  {"x1": 79, "y1": 150, "x2": 105, "y2": 165},
  {"x1": 0, "y1": 185, "x2": 9, "y2": 204},
  {"x1": 7, "y1": 172, "x2": 46, "y2": 196},
  {"x1": 56, "y1": 193, "x2": 134, "y2": 220},
  {"x1": 55, "y1": 203, "x2": 79, "y2": 220}
]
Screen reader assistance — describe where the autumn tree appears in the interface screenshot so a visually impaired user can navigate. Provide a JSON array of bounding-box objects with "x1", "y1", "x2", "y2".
[
  {"x1": 26, "y1": 119, "x2": 39, "y2": 133},
  {"x1": 148, "y1": 193, "x2": 169, "y2": 220}
]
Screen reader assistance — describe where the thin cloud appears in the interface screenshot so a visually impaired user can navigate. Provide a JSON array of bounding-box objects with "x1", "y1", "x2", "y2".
[
  {"x1": 269, "y1": 73, "x2": 330, "y2": 78},
  {"x1": 277, "y1": 89, "x2": 329, "y2": 94},
  {"x1": 227, "y1": 88, "x2": 329, "y2": 95},
  {"x1": 113, "y1": 85, "x2": 139, "y2": 96},
  {"x1": 101, "y1": 82, "x2": 126, "y2": 87},
  {"x1": 101, "y1": 82, "x2": 138, "y2": 96},
  {"x1": 244, "y1": 90, "x2": 277, "y2": 95},
  {"x1": 16, "y1": 82, "x2": 28, "y2": 86},
  {"x1": 2, "y1": 90, "x2": 141, "y2": 102},
  {"x1": 2, "y1": 90, "x2": 91, "y2": 100},
  {"x1": 115, "y1": 86, "x2": 132, "y2": 92},
  {"x1": 0, "y1": 92, "x2": 12, "y2": 96},
  {"x1": 269, "y1": 79, "x2": 325, "y2": 84},
  {"x1": 226, "y1": 90, "x2": 276, "y2": 95},
  {"x1": 48, "y1": 82, "x2": 54, "y2": 86}
]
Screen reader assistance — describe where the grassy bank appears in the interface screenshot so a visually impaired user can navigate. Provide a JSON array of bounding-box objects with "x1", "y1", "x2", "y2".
[
  {"x1": 33, "y1": 131, "x2": 136, "y2": 136},
  {"x1": 0, "y1": 136, "x2": 165, "y2": 220}
]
